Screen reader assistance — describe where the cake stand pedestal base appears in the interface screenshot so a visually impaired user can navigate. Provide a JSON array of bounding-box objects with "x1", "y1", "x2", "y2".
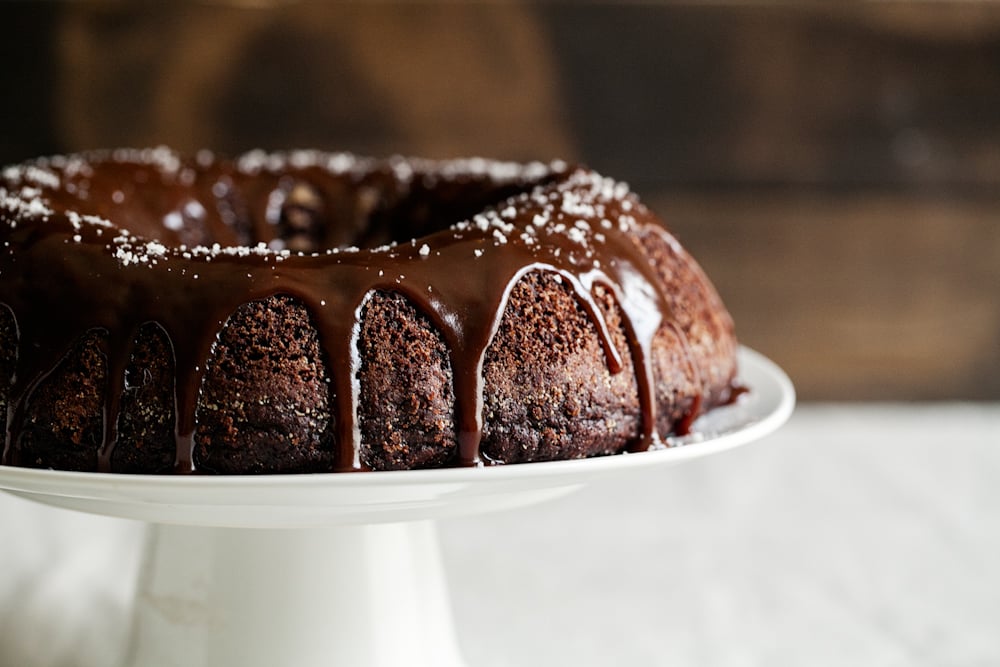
[{"x1": 127, "y1": 521, "x2": 465, "y2": 667}]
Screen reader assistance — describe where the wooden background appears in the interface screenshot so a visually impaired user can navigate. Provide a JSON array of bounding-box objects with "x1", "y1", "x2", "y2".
[{"x1": 1, "y1": 3, "x2": 998, "y2": 401}]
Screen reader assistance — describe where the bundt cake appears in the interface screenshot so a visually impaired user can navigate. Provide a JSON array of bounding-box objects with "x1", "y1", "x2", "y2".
[{"x1": 0, "y1": 148, "x2": 739, "y2": 474}]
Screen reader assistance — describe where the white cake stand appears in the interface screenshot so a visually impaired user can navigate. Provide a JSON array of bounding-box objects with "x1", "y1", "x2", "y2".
[{"x1": 0, "y1": 346, "x2": 793, "y2": 667}]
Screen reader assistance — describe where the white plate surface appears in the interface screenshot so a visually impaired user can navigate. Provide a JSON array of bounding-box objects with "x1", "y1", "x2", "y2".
[{"x1": 0, "y1": 346, "x2": 794, "y2": 527}]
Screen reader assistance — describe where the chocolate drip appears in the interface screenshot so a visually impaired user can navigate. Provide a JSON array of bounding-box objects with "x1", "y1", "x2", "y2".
[{"x1": 0, "y1": 150, "x2": 723, "y2": 473}]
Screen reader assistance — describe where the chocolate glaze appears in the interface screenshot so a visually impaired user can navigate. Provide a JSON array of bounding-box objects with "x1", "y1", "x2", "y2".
[{"x1": 0, "y1": 149, "x2": 735, "y2": 473}]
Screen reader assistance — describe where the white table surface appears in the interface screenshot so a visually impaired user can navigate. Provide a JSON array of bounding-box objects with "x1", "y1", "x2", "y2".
[{"x1": 1, "y1": 404, "x2": 997, "y2": 667}]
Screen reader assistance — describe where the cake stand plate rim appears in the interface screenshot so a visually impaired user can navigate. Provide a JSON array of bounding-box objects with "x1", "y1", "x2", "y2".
[{"x1": 0, "y1": 345, "x2": 794, "y2": 525}]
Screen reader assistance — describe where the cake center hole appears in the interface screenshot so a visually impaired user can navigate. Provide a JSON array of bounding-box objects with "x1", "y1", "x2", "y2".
[
  {"x1": 270, "y1": 181, "x2": 327, "y2": 253},
  {"x1": 266, "y1": 175, "x2": 554, "y2": 253},
  {"x1": 99, "y1": 169, "x2": 560, "y2": 252}
]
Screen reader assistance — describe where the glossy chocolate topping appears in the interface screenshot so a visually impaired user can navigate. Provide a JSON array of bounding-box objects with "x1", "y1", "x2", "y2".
[{"x1": 0, "y1": 148, "x2": 728, "y2": 473}]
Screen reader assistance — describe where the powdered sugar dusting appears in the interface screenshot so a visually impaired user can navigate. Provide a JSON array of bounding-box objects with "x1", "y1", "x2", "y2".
[
  {"x1": 0, "y1": 189, "x2": 54, "y2": 221},
  {"x1": 418, "y1": 156, "x2": 561, "y2": 188},
  {"x1": 237, "y1": 149, "x2": 370, "y2": 177},
  {"x1": 3, "y1": 163, "x2": 62, "y2": 193},
  {"x1": 66, "y1": 210, "x2": 113, "y2": 230},
  {"x1": 107, "y1": 146, "x2": 183, "y2": 176},
  {"x1": 3, "y1": 151, "x2": 641, "y2": 278},
  {"x1": 438, "y1": 166, "x2": 640, "y2": 266}
]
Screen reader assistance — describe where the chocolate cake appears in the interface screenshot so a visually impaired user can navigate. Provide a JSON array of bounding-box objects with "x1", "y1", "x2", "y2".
[{"x1": 0, "y1": 148, "x2": 738, "y2": 474}]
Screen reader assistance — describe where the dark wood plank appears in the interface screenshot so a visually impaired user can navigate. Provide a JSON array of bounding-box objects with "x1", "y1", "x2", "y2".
[
  {"x1": 541, "y1": 4, "x2": 1000, "y2": 187},
  {"x1": 650, "y1": 189, "x2": 1000, "y2": 400},
  {"x1": 1, "y1": 2, "x2": 998, "y2": 399}
]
